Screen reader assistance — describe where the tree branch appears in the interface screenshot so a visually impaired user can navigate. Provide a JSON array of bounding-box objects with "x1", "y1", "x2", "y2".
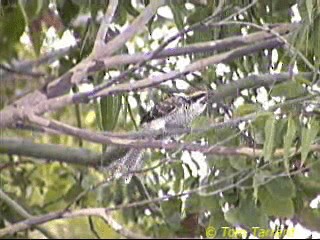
[
  {"x1": 0, "y1": 138, "x2": 101, "y2": 166},
  {"x1": 92, "y1": 37, "x2": 284, "y2": 98},
  {"x1": 46, "y1": 0, "x2": 165, "y2": 97},
  {"x1": 0, "y1": 189, "x2": 57, "y2": 239},
  {"x1": 87, "y1": 23, "x2": 297, "y2": 93},
  {"x1": 0, "y1": 160, "x2": 315, "y2": 237},
  {"x1": 92, "y1": 0, "x2": 118, "y2": 57},
  {"x1": 0, "y1": 138, "x2": 128, "y2": 168},
  {"x1": 1, "y1": 94, "x2": 316, "y2": 167},
  {"x1": 97, "y1": 0, "x2": 165, "y2": 59},
  {"x1": 31, "y1": 39, "x2": 289, "y2": 116},
  {"x1": 0, "y1": 24, "x2": 296, "y2": 129},
  {"x1": 0, "y1": 46, "x2": 75, "y2": 82},
  {"x1": 0, "y1": 207, "x2": 147, "y2": 238},
  {"x1": 0, "y1": 169, "x2": 252, "y2": 237},
  {"x1": 24, "y1": 114, "x2": 320, "y2": 159}
]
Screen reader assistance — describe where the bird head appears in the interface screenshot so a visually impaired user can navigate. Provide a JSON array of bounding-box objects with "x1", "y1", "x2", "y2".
[{"x1": 185, "y1": 90, "x2": 208, "y2": 116}]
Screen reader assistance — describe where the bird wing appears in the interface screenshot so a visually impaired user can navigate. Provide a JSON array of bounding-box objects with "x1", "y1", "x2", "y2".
[{"x1": 140, "y1": 96, "x2": 182, "y2": 125}]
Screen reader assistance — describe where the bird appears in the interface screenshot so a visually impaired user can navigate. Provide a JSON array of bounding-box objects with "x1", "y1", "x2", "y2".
[{"x1": 109, "y1": 90, "x2": 208, "y2": 183}]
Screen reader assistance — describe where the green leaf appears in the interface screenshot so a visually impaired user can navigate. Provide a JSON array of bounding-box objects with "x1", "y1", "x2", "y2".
[
  {"x1": 123, "y1": 0, "x2": 140, "y2": 17},
  {"x1": 301, "y1": 117, "x2": 319, "y2": 165},
  {"x1": 283, "y1": 115, "x2": 297, "y2": 173},
  {"x1": 263, "y1": 115, "x2": 276, "y2": 161},
  {"x1": 169, "y1": 0, "x2": 186, "y2": 30},
  {"x1": 116, "y1": 0, "x2": 128, "y2": 25},
  {"x1": 265, "y1": 177, "x2": 296, "y2": 199},
  {"x1": 297, "y1": 177, "x2": 320, "y2": 199},
  {"x1": 259, "y1": 188, "x2": 294, "y2": 218},
  {"x1": 21, "y1": 0, "x2": 46, "y2": 21},
  {"x1": 161, "y1": 199, "x2": 182, "y2": 231},
  {"x1": 306, "y1": 0, "x2": 313, "y2": 23},
  {"x1": 297, "y1": 208, "x2": 320, "y2": 232},
  {"x1": 29, "y1": 23, "x2": 45, "y2": 56},
  {"x1": 185, "y1": 194, "x2": 220, "y2": 214},
  {"x1": 186, "y1": 115, "x2": 212, "y2": 141},
  {"x1": 224, "y1": 198, "x2": 268, "y2": 229},
  {"x1": 172, "y1": 162, "x2": 184, "y2": 192},
  {"x1": 0, "y1": 4, "x2": 25, "y2": 60},
  {"x1": 100, "y1": 95, "x2": 122, "y2": 131},
  {"x1": 313, "y1": 16, "x2": 320, "y2": 59},
  {"x1": 270, "y1": 81, "x2": 306, "y2": 99},
  {"x1": 56, "y1": 0, "x2": 80, "y2": 26},
  {"x1": 296, "y1": 161, "x2": 320, "y2": 200},
  {"x1": 186, "y1": 5, "x2": 215, "y2": 45},
  {"x1": 29, "y1": 186, "x2": 44, "y2": 207},
  {"x1": 252, "y1": 170, "x2": 272, "y2": 203},
  {"x1": 251, "y1": 112, "x2": 273, "y2": 145},
  {"x1": 229, "y1": 157, "x2": 250, "y2": 171},
  {"x1": 234, "y1": 104, "x2": 258, "y2": 117}
]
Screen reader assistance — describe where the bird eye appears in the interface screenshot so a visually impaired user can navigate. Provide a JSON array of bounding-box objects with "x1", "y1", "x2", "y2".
[
  {"x1": 185, "y1": 105, "x2": 189, "y2": 110},
  {"x1": 177, "y1": 96, "x2": 187, "y2": 103}
]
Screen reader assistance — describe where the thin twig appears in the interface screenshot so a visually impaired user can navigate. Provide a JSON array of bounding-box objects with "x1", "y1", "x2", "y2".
[
  {"x1": 0, "y1": 63, "x2": 45, "y2": 78},
  {"x1": 88, "y1": 216, "x2": 101, "y2": 239},
  {"x1": 92, "y1": 0, "x2": 118, "y2": 58}
]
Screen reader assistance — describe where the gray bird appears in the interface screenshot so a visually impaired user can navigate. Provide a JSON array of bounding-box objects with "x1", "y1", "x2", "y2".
[{"x1": 110, "y1": 90, "x2": 208, "y2": 183}]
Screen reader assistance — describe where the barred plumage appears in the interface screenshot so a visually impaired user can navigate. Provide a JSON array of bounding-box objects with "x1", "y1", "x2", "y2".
[{"x1": 109, "y1": 91, "x2": 207, "y2": 183}]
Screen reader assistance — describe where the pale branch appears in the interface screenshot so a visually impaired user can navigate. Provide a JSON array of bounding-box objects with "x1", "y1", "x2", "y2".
[
  {"x1": 96, "y1": 0, "x2": 165, "y2": 59},
  {"x1": 1, "y1": 95, "x2": 315, "y2": 167},
  {"x1": 106, "y1": 91, "x2": 316, "y2": 140},
  {"x1": 0, "y1": 138, "x2": 128, "y2": 168},
  {"x1": 0, "y1": 207, "x2": 146, "y2": 238},
  {"x1": 46, "y1": 0, "x2": 165, "y2": 97},
  {"x1": 82, "y1": 23, "x2": 297, "y2": 77},
  {"x1": 0, "y1": 189, "x2": 57, "y2": 239},
  {"x1": 0, "y1": 70, "x2": 313, "y2": 141},
  {"x1": 92, "y1": 38, "x2": 284, "y2": 98},
  {"x1": 0, "y1": 64, "x2": 45, "y2": 79},
  {"x1": 24, "y1": 114, "x2": 320, "y2": 159},
  {"x1": 0, "y1": 138, "x2": 100, "y2": 166},
  {"x1": 91, "y1": 0, "x2": 234, "y2": 91},
  {"x1": 92, "y1": 0, "x2": 119, "y2": 58},
  {"x1": 87, "y1": 23, "x2": 297, "y2": 94},
  {"x1": 0, "y1": 0, "x2": 165, "y2": 127},
  {"x1": 0, "y1": 46, "x2": 75, "y2": 82},
  {"x1": 0, "y1": 24, "x2": 296, "y2": 129},
  {"x1": 2, "y1": 71, "x2": 314, "y2": 137},
  {"x1": 8, "y1": 93, "x2": 314, "y2": 146},
  {"x1": 209, "y1": 72, "x2": 312, "y2": 102},
  {"x1": 36, "y1": 37, "x2": 287, "y2": 115},
  {"x1": 11, "y1": 122, "x2": 63, "y2": 135},
  {"x1": 100, "y1": 214, "x2": 150, "y2": 239}
]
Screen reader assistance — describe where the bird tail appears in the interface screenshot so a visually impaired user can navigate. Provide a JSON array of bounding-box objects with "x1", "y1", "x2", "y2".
[{"x1": 109, "y1": 148, "x2": 144, "y2": 183}]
